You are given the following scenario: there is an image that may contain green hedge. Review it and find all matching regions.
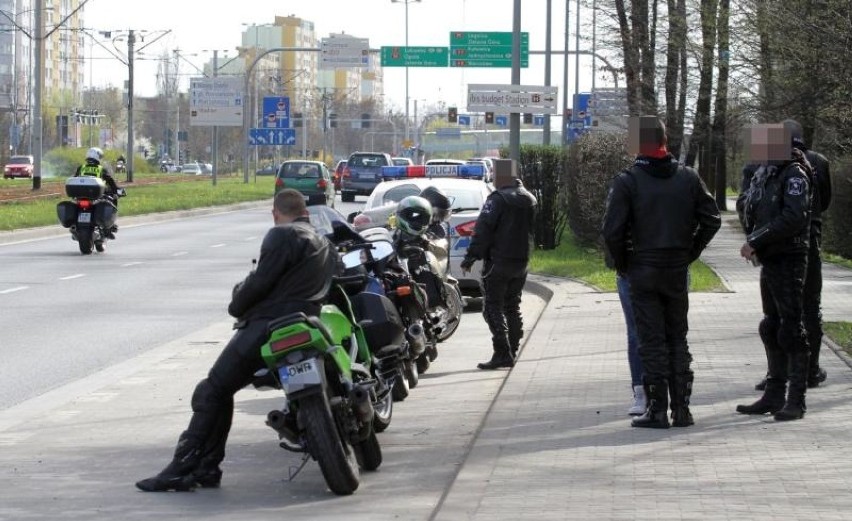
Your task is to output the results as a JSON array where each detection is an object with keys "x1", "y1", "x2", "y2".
[
  {"x1": 517, "y1": 144, "x2": 569, "y2": 250},
  {"x1": 823, "y1": 158, "x2": 852, "y2": 259},
  {"x1": 43, "y1": 147, "x2": 155, "y2": 178},
  {"x1": 566, "y1": 132, "x2": 632, "y2": 245}
]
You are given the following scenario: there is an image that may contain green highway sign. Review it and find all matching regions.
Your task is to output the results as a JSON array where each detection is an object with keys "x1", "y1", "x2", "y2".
[
  {"x1": 449, "y1": 31, "x2": 529, "y2": 68},
  {"x1": 381, "y1": 46, "x2": 449, "y2": 67}
]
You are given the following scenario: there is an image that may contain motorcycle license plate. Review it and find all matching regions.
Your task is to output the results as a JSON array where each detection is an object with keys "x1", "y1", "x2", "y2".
[
  {"x1": 78, "y1": 212, "x2": 91, "y2": 224},
  {"x1": 278, "y1": 359, "x2": 321, "y2": 391}
]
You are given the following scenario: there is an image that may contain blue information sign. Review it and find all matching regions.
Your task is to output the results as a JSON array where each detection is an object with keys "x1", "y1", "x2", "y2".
[
  {"x1": 249, "y1": 128, "x2": 296, "y2": 146},
  {"x1": 533, "y1": 115, "x2": 545, "y2": 126},
  {"x1": 262, "y1": 96, "x2": 290, "y2": 129},
  {"x1": 457, "y1": 115, "x2": 471, "y2": 126},
  {"x1": 495, "y1": 115, "x2": 508, "y2": 126}
]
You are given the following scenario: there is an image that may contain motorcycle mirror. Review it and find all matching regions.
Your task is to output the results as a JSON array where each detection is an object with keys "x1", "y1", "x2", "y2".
[
  {"x1": 371, "y1": 240, "x2": 394, "y2": 261},
  {"x1": 342, "y1": 249, "x2": 365, "y2": 269}
]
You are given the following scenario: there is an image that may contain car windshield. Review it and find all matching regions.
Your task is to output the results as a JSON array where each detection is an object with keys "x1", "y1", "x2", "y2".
[
  {"x1": 280, "y1": 163, "x2": 320, "y2": 179},
  {"x1": 8, "y1": 156, "x2": 32, "y2": 165},
  {"x1": 392, "y1": 158, "x2": 411, "y2": 166},
  {"x1": 377, "y1": 184, "x2": 483, "y2": 211},
  {"x1": 349, "y1": 155, "x2": 387, "y2": 167}
]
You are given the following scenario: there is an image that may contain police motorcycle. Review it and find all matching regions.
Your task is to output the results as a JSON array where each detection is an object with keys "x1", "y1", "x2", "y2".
[
  {"x1": 56, "y1": 176, "x2": 126, "y2": 255},
  {"x1": 115, "y1": 158, "x2": 126, "y2": 175},
  {"x1": 393, "y1": 195, "x2": 464, "y2": 374}
]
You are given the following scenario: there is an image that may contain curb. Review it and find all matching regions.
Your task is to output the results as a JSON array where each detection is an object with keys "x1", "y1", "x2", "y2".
[
  {"x1": 0, "y1": 200, "x2": 270, "y2": 245},
  {"x1": 824, "y1": 336, "x2": 852, "y2": 371}
]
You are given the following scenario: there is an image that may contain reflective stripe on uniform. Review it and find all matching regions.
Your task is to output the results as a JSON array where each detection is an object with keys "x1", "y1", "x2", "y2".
[{"x1": 80, "y1": 164, "x2": 102, "y2": 178}]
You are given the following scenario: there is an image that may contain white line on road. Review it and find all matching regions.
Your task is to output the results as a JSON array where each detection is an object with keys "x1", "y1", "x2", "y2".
[
  {"x1": 172, "y1": 251, "x2": 189, "y2": 257},
  {"x1": 244, "y1": 236, "x2": 257, "y2": 242},
  {"x1": 210, "y1": 243, "x2": 226, "y2": 248},
  {"x1": 59, "y1": 274, "x2": 85, "y2": 281},
  {"x1": 121, "y1": 262, "x2": 144, "y2": 267},
  {"x1": 0, "y1": 286, "x2": 29, "y2": 294}
]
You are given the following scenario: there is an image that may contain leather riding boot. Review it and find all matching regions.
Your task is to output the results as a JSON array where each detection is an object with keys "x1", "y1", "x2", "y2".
[
  {"x1": 136, "y1": 433, "x2": 202, "y2": 492},
  {"x1": 754, "y1": 374, "x2": 768, "y2": 391},
  {"x1": 478, "y1": 335, "x2": 514, "y2": 370},
  {"x1": 775, "y1": 351, "x2": 809, "y2": 421},
  {"x1": 670, "y1": 374, "x2": 694, "y2": 427},
  {"x1": 737, "y1": 348, "x2": 787, "y2": 415},
  {"x1": 632, "y1": 380, "x2": 670, "y2": 429}
]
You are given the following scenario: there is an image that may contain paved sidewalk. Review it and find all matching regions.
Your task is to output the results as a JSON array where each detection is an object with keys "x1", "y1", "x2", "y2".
[{"x1": 437, "y1": 211, "x2": 852, "y2": 520}]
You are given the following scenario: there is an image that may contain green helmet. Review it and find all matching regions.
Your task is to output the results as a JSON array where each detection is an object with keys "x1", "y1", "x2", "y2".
[{"x1": 395, "y1": 196, "x2": 433, "y2": 236}]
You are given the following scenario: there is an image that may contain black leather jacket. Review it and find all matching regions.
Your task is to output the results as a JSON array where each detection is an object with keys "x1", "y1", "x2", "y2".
[
  {"x1": 740, "y1": 151, "x2": 811, "y2": 260},
  {"x1": 465, "y1": 183, "x2": 537, "y2": 264},
  {"x1": 602, "y1": 154, "x2": 721, "y2": 271},
  {"x1": 228, "y1": 217, "x2": 340, "y2": 321}
]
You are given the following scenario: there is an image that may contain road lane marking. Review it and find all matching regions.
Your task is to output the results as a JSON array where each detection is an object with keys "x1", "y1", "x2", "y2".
[
  {"x1": 244, "y1": 236, "x2": 257, "y2": 242},
  {"x1": 172, "y1": 251, "x2": 189, "y2": 257},
  {"x1": 59, "y1": 274, "x2": 85, "y2": 281},
  {"x1": 210, "y1": 243, "x2": 226, "y2": 248},
  {"x1": 0, "y1": 286, "x2": 29, "y2": 294},
  {"x1": 121, "y1": 262, "x2": 144, "y2": 267}
]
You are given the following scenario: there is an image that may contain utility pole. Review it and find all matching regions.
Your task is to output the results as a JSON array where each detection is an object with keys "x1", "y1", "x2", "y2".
[
  {"x1": 126, "y1": 30, "x2": 135, "y2": 182},
  {"x1": 31, "y1": 0, "x2": 43, "y2": 190},
  {"x1": 509, "y1": 0, "x2": 521, "y2": 161},
  {"x1": 562, "y1": 0, "x2": 571, "y2": 147},
  {"x1": 543, "y1": 0, "x2": 552, "y2": 145},
  {"x1": 212, "y1": 50, "x2": 219, "y2": 186}
]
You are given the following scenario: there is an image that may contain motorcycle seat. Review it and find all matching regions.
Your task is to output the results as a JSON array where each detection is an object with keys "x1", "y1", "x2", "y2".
[{"x1": 268, "y1": 312, "x2": 335, "y2": 346}]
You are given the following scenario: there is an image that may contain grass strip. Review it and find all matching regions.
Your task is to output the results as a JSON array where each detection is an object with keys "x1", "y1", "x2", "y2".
[{"x1": 824, "y1": 322, "x2": 852, "y2": 355}]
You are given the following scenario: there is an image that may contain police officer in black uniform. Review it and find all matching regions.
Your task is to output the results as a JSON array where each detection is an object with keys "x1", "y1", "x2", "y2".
[
  {"x1": 136, "y1": 189, "x2": 340, "y2": 491},
  {"x1": 736, "y1": 123, "x2": 813, "y2": 421},
  {"x1": 75, "y1": 147, "x2": 121, "y2": 238},
  {"x1": 461, "y1": 159, "x2": 537, "y2": 370},
  {"x1": 603, "y1": 116, "x2": 721, "y2": 429}
]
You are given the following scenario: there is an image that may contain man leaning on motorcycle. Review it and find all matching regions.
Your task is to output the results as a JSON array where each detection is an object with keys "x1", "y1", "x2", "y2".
[
  {"x1": 136, "y1": 189, "x2": 341, "y2": 492},
  {"x1": 75, "y1": 147, "x2": 121, "y2": 239}
]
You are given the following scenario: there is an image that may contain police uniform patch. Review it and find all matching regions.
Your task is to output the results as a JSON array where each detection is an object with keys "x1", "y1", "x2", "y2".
[
  {"x1": 481, "y1": 199, "x2": 494, "y2": 214},
  {"x1": 786, "y1": 177, "x2": 804, "y2": 196}
]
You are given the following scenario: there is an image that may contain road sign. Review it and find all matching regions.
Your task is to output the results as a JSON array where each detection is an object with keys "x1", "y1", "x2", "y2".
[
  {"x1": 321, "y1": 36, "x2": 370, "y2": 69},
  {"x1": 457, "y1": 115, "x2": 471, "y2": 126},
  {"x1": 249, "y1": 128, "x2": 296, "y2": 146},
  {"x1": 189, "y1": 77, "x2": 243, "y2": 127},
  {"x1": 533, "y1": 115, "x2": 545, "y2": 126},
  {"x1": 381, "y1": 46, "x2": 448, "y2": 67},
  {"x1": 589, "y1": 88, "x2": 628, "y2": 117},
  {"x1": 262, "y1": 96, "x2": 290, "y2": 129},
  {"x1": 495, "y1": 115, "x2": 508, "y2": 126},
  {"x1": 449, "y1": 31, "x2": 529, "y2": 68},
  {"x1": 467, "y1": 84, "x2": 558, "y2": 114}
]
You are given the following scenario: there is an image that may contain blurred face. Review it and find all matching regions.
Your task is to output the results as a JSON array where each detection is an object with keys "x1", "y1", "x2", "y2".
[
  {"x1": 628, "y1": 116, "x2": 666, "y2": 155},
  {"x1": 745, "y1": 124, "x2": 791, "y2": 164}
]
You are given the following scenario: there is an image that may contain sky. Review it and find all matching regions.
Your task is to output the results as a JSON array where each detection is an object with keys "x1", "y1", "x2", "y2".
[{"x1": 83, "y1": 0, "x2": 613, "y2": 115}]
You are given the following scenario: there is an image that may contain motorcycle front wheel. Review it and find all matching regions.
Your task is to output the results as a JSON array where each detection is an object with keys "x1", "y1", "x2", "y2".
[
  {"x1": 373, "y1": 381, "x2": 394, "y2": 433},
  {"x1": 299, "y1": 393, "x2": 360, "y2": 495},
  {"x1": 436, "y1": 283, "x2": 463, "y2": 342}
]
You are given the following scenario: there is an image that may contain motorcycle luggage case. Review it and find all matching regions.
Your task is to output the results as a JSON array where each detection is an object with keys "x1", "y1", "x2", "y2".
[
  {"x1": 95, "y1": 200, "x2": 117, "y2": 228},
  {"x1": 56, "y1": 201, "x2": 77, "y2": 228},
  {"x1": 65, "y1": 176, "x2": 106, "y2": 199},
  {"x1": 350, "y1": 292, "x2": 405, "y2": 350}
]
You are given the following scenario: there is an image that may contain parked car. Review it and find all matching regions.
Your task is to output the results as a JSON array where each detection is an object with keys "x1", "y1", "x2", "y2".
[
  {"x1": 256, "y1": 163, "x2": 278, "y2": 176},
  {"x1": 333, "y1": 159, "x2": 347, "y2": 191},
  {"x1": 180, "y1": 163, "x2": 202, "y2": 175},
  {"x1": 392, "y1": 157, "x2": 414, "y2": 166},
  {"x1": 275, "y1": 160, "x2": 335, "y2": 207},
  {"x1": 3, "y1": 155, "x2": 34, "y2": 179},
  {"x1": 340, "y1": 151, "x2": 393, "y2": 202},
  {"x1": 466, "y1": 158, "x2": 494, "y2": 183}
]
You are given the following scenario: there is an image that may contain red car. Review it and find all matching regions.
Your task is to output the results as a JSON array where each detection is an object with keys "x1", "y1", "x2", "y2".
[
  {"x1": 3, "y1": 155, "x2": 34, "y2": 179},
  {"x1": 333, "y1": 159, "x2": 347, "y2": 191}
]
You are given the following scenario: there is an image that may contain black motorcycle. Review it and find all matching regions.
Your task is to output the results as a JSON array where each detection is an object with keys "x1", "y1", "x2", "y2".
[{"x1": 57, "y1": 177, "x2": 126, "y2": 254}]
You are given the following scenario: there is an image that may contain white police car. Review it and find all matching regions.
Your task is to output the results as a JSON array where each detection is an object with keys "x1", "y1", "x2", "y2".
[{"x1": 356, "y1": 163, "x2": 492, "y2": 299}]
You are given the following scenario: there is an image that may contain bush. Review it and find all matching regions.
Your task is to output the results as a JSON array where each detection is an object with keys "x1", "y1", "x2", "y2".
[
  {"x1": 516, "y1": 144, "x2": 569, "y2": 250},
  {"x1": 566, "y1": 132, "x2": 632, "y2": 245},
  {"x1": 43, "y1": 147, "x2": 155, "y2": 178},
  {"x1": 823, "y1": 157, "x2": 852, "y2": 259}
]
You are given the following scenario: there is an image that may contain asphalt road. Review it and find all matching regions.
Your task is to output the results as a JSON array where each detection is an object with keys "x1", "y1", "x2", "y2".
[{"x1": 0, "y1": 196, "x2": 363, "y2": 411}]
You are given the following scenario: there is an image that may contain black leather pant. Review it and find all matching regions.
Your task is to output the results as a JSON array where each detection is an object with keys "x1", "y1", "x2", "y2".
[
  {"x1": 481, "y1": 260, "x2": 527, "y2": 358},
  {"x1": 627, "y1": 264, "x2": 692, "y2": 385},
  {"x1": 803, "y1": 239, "x2": 823, "y2": 375}
]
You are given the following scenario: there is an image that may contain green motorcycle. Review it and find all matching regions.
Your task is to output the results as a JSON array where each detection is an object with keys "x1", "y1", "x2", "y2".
[{"x1": 259, "y1": 247, "x2": 404, "y2": 495}]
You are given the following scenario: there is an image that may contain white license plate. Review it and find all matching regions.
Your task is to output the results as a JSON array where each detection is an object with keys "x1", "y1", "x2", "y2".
[
  {"x1": 278, "y1": 359, "x2": 321, "y2": 390},
  {"x1": 78, "y1": 212, "x2": 91, "y2": 224},
  {"x1": 359, "y1": 173, "x2": 375, "y2": 180}
]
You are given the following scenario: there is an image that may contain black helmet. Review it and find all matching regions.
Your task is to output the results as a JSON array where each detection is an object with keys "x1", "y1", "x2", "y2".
[
  {"x1": 420, "y1": 185, "x2": 451, "y2": 223},
  {"x1": 395, "y1": 196, "x2": 432, "y2": 236}
]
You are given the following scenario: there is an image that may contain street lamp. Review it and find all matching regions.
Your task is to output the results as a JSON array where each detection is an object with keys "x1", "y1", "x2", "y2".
[{"x1": 390, "y1": 0, "x2": 421, "y2": 153}]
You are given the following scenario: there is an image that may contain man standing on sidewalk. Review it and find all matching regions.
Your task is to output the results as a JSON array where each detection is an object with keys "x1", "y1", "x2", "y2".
[
  {"x1": 736, "y1": 123, "x2": 814, "y2": 421},
  {"x1": 461, "y1": 159, "x2": 537, "y2": 370},
  {"x1": 603, "y1": 116, "x2": 721, "y2": 429}
]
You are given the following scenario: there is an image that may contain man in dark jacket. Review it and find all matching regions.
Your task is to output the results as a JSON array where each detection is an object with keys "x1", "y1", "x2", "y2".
[
  {"x1": 736, "y1": 123, "x2": 813, "y2": 422},
  {"x1": 603, "y1": 116, "x2": 721, "y2": 429},
  {"x1": 136, "y1": 189, "x2": 340, "y2": 491},
  {"x1": 461, "y1": 159, "x2": 537, "y2": 370}
]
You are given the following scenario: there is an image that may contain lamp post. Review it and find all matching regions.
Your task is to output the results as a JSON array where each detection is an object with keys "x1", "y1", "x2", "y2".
[{"x1": 390, "y1": 0, "x2": 420, "y2": 151}]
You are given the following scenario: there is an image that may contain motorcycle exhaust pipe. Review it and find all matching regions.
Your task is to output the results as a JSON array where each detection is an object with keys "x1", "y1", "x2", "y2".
[
  {"x1": 406, "y1": 323, "x2": 427, "y2": 357},
  {"x1": 349, "y1": 385, "x2": 374, "y2": 424},
  {"x1": 266, "y1": 410, "x2": 288, "y2": 431}
]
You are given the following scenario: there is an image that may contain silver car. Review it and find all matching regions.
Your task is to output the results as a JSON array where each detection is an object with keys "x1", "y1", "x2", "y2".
[{"x1": 358, "y1": 177, "x2": 492, "y2": 299}]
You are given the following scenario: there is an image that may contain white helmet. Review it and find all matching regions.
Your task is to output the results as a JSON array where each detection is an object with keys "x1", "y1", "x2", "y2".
[{"x1": 86, "y1": 147, "x2": 104, "y2": 161}]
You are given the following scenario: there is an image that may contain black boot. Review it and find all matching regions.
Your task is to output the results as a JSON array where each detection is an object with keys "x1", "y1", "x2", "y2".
[
  {"x1": 738, "y1": 348, "x2": 787, "y2": 415},
  {"x1": 477, "y1": 354, "x2": 515, "y2": 370},
  {"x1": 754, "y1": 374, "x2": 768, "y2": 391},
  {"x1": 632, "y1": 380, "x2": 670, "y2": 429},
  {"x1": 670, "y1": 374, "x2": 694, "y2": 427},
  {"x1": 775, "y1": 351, "x2": 809, "y2": 421},
  {"x1": 136, "y1": 434, "x2": 202, "y2": 492}
]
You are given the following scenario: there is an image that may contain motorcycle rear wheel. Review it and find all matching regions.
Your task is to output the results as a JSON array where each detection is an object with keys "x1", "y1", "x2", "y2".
[
  {"x1": 391, "y1": 371, "x2": 409, "y2": 402},
  {"x1": 353, "y1": 429, "x2": 382, "y2": 471},
  {"x1": 372, "y1": 383, "x2": 394, "y2": 433},
  {"x1": 436, "y1": 283, "x2": 463, "y2": 342},
  {"x1": 299, "y1": 393, "x2": 360, "y2": 495},
  {"x1": 416, "y1": 352, "x2": 431, "y2": 374},
  {"x1": 404, "y1": 358, "x2": 419, "y2": 389},
  {"x1": 77, "y1": 228, "x2": 94, "y2": 255}
]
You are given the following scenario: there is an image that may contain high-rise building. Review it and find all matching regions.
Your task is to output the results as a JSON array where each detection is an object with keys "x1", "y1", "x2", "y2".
[
  {"x1": 44, "y1": 0, "x2": 85, "y2": 97},
  {"x1": 0, "y1": 0, "x2": 34, "y2": 153}
]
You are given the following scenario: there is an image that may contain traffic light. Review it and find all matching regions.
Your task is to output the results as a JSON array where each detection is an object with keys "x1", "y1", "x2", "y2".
[
  {"x1": 293, "y1": 112, "x2": 303, "y2": 128},
  {"x1": 523, "y1": 113, "x2": 533, "y2": 124},
  {"x1": 362, "y1": 113, "x2": 371, "y2": 129},
  {"x1": 448, "y1": 106, "x2": 458, "y2": 123},
  {"x1": 484, "y1": 112, "x2": 494, "y2": 124}
]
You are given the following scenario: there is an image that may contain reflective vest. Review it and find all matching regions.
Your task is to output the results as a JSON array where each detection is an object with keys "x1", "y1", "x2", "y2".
[{"x1": 80, "y1": 164, "x2": 103, "y2": 178}]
